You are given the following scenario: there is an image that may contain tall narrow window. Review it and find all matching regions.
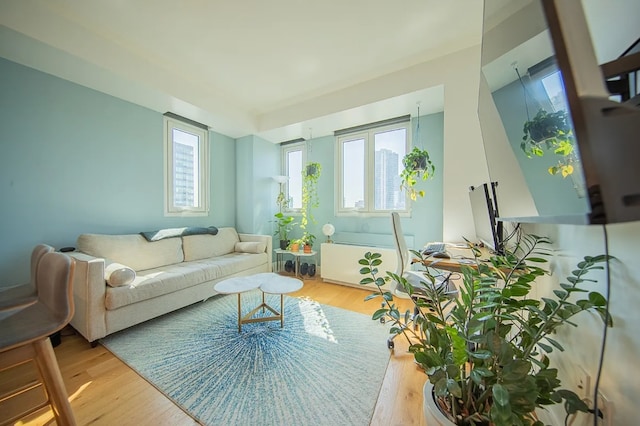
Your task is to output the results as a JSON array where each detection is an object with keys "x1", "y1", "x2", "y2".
[
  {"x1": 337, "y1": 120, "x2": 409, "y2": 215},
  {"x1": 164, "y1": 115, "x2": 209, "y2": 216},
  {"x1": 282, "y1": 142, "x2": 305, "y2": 210}
]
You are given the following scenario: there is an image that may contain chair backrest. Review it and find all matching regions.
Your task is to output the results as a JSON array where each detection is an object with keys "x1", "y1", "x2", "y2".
[
  {"x1": 391, "y1": 212, "x2": 411, "y2": 278},
  {"x1": 30, "y1": 244, "x2": 55, "y2": 288},
  {"x1": 36, "y1": 252, "x2": 75, "y2": 326}
]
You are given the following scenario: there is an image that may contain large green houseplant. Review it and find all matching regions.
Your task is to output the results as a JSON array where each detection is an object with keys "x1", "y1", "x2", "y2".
[
  {"x1": 521, "y1": 109, "x2": 577, "y2": 178},
  {"x1": 400, "y1": 146, "x2": 436, "y2": 201},
  {"x1": 359, "y1": 233, "x2": 612, "y2": 426}
]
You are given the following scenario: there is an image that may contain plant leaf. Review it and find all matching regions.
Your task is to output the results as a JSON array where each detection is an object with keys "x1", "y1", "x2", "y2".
[{"x1": 493, "y1": 383, "x2": 510, "y2": 406}]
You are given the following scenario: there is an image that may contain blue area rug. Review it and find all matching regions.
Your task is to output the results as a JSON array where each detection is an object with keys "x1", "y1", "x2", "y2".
[{"x1": 101, "y1": 291, "x2": 391, "y2": 425}]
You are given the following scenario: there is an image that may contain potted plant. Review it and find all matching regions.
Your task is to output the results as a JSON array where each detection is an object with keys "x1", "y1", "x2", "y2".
[
  {"x1": 400, "y1": 146, "x2": 436, "y2": 201},
  {"x1": 521, "y1": 109, "x2": 577, "y2": 178},
  {"x1": 301, "y1": 162, "x2": 321, "y2": 230},
  {"x1": 273, "y1": 212, "x2": 296, "y2": 250},
  {"x1": 358, "y1": 233, "x2": 612, "y2": 426},
  {"x1": 301, "y1": 233, "x2": 316, "y2": 253},
  {"x1": 288, "y1": 238, "x2": 303, "y2": 252}
]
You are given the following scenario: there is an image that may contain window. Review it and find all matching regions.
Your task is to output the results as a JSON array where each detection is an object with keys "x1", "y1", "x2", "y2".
[
  {"x1": 337, "y1": 120, "x2": 409, "y2": 215},
  {"x1": 540, "y1": 70, "x2": 568, "y2": 112},
  {"x1": 281, "y1": 142, "x2": 305, "y2": 210},
  {"x1": 163, "y1": 115, "x2": 209, "y2": 216}
]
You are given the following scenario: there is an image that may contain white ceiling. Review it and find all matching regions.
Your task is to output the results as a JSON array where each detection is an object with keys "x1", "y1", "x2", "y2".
[{"x1": 0, "y1": 0, "x2": 523, "y2": 142}]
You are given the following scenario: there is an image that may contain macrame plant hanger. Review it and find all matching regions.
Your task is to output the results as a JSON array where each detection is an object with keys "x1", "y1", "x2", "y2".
[{"x1": 415, "y1": 102, "x2": 422, "y2": 149}]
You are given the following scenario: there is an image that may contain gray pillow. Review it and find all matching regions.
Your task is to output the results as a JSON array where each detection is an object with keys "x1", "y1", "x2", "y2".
[{"x1": 140, "y1": 226, "x2": 218, "y2": 242}]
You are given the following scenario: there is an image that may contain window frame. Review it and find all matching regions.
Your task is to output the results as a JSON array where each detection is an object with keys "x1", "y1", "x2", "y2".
[
  {"x1": 336, "y1": 121, "x2": 411, "y2": 217},
  {"x1": 281, "y1": 141, "x2": 306, "y2": 212},
  {"x1": 163, "y1": 115, "x2": 210, "y2": 217}
]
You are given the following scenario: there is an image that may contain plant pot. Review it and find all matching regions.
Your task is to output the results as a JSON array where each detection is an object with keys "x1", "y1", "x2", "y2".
[
  {"x1": 289, "y1": 243, "x2": 299, "y2": 252},
  {"x1": 279, "y1": 239, "x2": 289, "y2": 250},
  {"x1": 413, "y1": 156, "x2": 428, "y2": 171},
  {"x1": 423, "y1": 382, "x2": 456, "y2": 426},
  {"x1": 306, "y1": 164, "x2": 317, "y2": 176},
  {"x1": 528, "y1": 129, "x2": 554, "y2": 143},
  {"x1": 303, "y1": 244, "x2": 312, "y2": 253}
]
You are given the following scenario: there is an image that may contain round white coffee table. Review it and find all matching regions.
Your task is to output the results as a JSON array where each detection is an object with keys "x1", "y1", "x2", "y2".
[{"x1": 214, "y1": 272, "x2": 303, "y2": 332}]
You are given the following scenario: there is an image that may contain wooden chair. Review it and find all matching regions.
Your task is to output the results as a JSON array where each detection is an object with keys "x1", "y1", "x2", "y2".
[
  {"x1": 0, "y1": 244, "x2": 54, "y2": 311},
  {"x1": 0, "y1": 251, "x2": 77, "y2": 425}
]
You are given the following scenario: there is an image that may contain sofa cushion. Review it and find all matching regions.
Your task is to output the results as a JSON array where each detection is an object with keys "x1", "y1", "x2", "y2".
[
  {"x1": 104, "y1": 252, "x2": 268, "y2": 310},
  {"x1": 104, "y1": 260, "x2": 136, "y2": 287},
  {"x1": 77, "y1": 233, "x2": 184, "y2": 271},
  {"x1": 182, "y1": 227, "x2": 240, "y2": 261}
]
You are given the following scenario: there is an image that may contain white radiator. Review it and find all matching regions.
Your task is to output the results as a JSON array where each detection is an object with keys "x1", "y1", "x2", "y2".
[{"x1": 320, "y1": 242, "x2": 400, "y2": 290}]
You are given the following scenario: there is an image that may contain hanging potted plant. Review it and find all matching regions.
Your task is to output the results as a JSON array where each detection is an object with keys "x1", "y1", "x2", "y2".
[
  {"x1": 400, "y1": 146, "x2": 435, "y2": 201},
  {"x1": 301, "y1": 162, "x2": 321, "y2": 230},
  {"x1": 521, "y1": 109, "x2": 577, "y2": 178},
  {"x1": 358, "y1": 232, "x2": 612, "y2": 426}
]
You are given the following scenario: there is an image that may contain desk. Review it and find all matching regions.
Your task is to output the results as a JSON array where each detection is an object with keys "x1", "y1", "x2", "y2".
[{"x1": 414, "y1": 246, "x2": 492, "y2": 273}]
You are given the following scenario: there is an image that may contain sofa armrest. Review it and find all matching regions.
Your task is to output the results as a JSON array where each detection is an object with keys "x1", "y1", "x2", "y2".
[
  {"x1": 68, "y1": 252, "x2": 108, "y2": 343},
  {"x1": 238, "y1": 233, "x2": 272, "y2": 271}
]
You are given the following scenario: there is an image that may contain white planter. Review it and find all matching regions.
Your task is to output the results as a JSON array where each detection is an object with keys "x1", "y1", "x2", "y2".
[{"x1": 423, "y1": 381, "x2": 456, "y2": 426}]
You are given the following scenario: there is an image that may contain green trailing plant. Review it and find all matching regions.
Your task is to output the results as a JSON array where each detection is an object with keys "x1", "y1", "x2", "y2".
[
  {"x1": 276, "y1": 188, "x2": 292, "y2": 213},
  {"x1": 521, "y1": 109, "x2": 578, "y2": 178},
  {"x1": 400, "y1": 146, "x2": 435, "y2": 201},
  {"x1": 301, "y1": 162, "x2": 321, "y2": 230},
  {"x1": 358, "y1": 233, "x2": 612, "y2": 426}
]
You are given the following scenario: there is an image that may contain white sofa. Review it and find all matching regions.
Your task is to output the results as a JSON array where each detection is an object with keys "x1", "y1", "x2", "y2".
[{"x1": 69, "y1": 227, "x2": 271, "y2": 344}]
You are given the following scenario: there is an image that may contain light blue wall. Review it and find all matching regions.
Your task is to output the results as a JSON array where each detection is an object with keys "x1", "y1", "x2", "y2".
[
  {"x1": 235, "y1": 134, "x2": 280, "y2": 235},
  {"x1": 0, "y1": 58, "x2": 236, "y2": 286}
]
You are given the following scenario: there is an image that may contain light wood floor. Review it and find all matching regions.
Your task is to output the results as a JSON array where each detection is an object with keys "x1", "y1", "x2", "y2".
[{"x1": 1, "y1": 278, "x2": 427, "y2": 426}]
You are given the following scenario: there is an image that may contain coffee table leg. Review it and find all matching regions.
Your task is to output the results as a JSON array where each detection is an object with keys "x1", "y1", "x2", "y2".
[
  {"x1": 237, "y1": 293, "x2": 242, "y2": 332},
  {"x1": 280, "y1": 294, "x2": 284, "y2": 328}
]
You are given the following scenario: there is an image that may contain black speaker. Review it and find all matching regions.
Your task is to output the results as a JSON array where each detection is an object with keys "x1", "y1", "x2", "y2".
[{"x1": 308, "y1": 264, "x2": 316, "y2": 277}]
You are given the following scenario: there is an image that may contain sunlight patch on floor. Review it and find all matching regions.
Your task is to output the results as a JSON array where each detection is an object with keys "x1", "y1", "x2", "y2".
[{"x1": 297, "y1": 296, "x2": 337, "y2": 343}]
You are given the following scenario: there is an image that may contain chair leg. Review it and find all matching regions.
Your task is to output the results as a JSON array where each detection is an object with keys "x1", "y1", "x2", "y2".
[{"x1": 32, "y1": 338, "x2": 77, "y2": 426}]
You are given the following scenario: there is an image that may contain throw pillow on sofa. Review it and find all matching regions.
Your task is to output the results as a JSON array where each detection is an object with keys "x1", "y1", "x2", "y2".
[
  {"x1": 104, "y1": 260, "x2": 136, "y2": 287},
  {"x1": 234, "y1": 241, "x2": 266, "y2": 254}
]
